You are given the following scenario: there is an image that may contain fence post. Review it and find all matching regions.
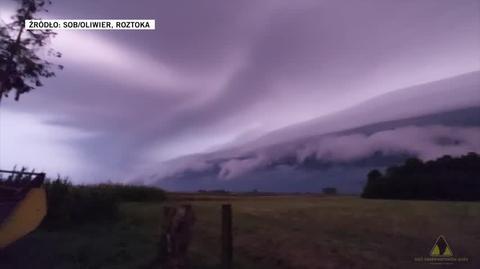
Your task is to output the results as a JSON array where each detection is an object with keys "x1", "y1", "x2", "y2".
[
  {"x1": 158, "y1": 205, "x2": 195, "y2": 269},
  {"x1": 221, "y1": 204, "x2": 233, "y2": 269}
]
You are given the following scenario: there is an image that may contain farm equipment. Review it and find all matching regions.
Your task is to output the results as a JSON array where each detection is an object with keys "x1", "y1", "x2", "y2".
[{"x1": 0, "y1": 170, "x2": 47, "y2": 249}]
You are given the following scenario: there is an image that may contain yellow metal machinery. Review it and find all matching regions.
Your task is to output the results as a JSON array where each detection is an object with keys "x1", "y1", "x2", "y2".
[{"x1": 0, "y1": 171, "x2": 47, "y2": 249}]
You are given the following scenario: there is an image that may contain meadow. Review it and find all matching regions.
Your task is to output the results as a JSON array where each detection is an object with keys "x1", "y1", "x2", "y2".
[{"x1": 1, "y1": 194, "x2": 479, "y2": 269}]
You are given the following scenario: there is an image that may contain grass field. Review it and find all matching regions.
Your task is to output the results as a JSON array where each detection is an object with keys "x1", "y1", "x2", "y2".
[{"x1": 2, "y1": 195, "x2": 479, "y2": 269}]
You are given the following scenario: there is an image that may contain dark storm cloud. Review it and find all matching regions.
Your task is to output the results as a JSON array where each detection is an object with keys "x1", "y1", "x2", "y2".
[
  {"x1": 0, "y1": 0, "x2": 479, "y2": 181},
  {"x1": 133, "y1": 0, "x2": 480, "y2": 151},
  {"x1": 144, "y1": 125, "x2": 480, "y2": 182}
]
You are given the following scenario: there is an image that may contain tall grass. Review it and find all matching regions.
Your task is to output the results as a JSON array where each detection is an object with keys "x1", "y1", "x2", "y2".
[{"x1": 41, "y1": 177, "x2": 166, "y2": 229}]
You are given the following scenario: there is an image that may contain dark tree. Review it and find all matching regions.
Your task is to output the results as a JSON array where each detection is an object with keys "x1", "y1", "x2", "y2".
[
  {"x1": 367, "y1": 169, "x2": 382, "y2": 181},
  {"x1": 0, "y1": 0, "x2": 62, "y2": 102},
  {"x1": 361, "y1": 169, "x2": 384, "y2": 198},
  {"x1": 362, "y1": 153, "x2": 480, "y2": 201}
]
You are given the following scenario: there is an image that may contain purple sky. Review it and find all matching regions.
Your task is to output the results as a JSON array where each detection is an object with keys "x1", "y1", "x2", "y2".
[{"x1": 0, "y1": 0, "x2": 479, "y2": 182}]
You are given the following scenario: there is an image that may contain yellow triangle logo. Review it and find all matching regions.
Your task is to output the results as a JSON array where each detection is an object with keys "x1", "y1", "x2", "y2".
[{"x1": 430, "y1": 235, "x2": 453, "y2": 257}]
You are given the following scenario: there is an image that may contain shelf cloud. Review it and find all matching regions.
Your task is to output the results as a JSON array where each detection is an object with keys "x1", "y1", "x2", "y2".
[{"x1": 0, "y1": 0, "x2": 479, "y2": 182}]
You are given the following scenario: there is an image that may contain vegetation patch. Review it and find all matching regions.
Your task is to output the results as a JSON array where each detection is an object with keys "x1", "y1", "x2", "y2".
[
  {"x1": 41, "y1": 177, "x2": 166, "y2": 229},
  {"x1": 362, "y1": 153, "x2": 480, "y2": 201}
]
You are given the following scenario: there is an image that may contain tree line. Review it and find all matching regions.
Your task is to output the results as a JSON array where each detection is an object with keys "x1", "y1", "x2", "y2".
[{"x1": 362, "y1": 152, "x2": 480, "y2": 201}]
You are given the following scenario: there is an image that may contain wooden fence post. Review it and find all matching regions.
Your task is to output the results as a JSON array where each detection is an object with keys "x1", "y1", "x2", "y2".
[
  {"x1": 221, "y1": 204, "x2": 233, "y2": 269},
  {"x1": 158, "y1": 205, "x2": 195, "y2": 269}
]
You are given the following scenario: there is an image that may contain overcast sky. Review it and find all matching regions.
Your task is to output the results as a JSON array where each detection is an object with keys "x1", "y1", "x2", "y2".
[{"x1": 0, "y1": 0, "x2": 479, "y2": 182}]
